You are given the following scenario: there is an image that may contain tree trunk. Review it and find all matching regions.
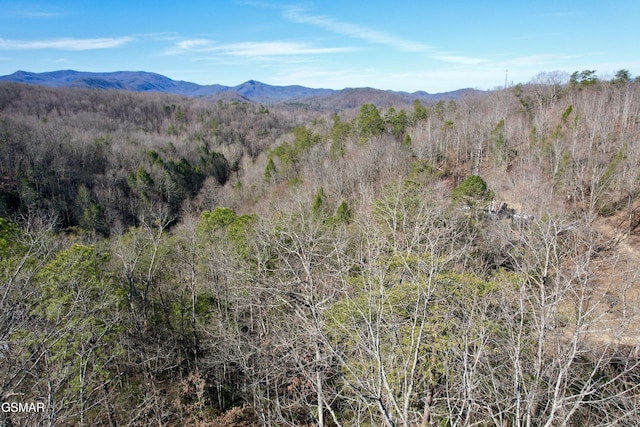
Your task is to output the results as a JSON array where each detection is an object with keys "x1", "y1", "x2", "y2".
[{"x1": 421, "y1": 386, "x2": 433, "y2": 427}]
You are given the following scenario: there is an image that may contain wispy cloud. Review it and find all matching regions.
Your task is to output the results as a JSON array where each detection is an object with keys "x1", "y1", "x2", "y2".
[
  {"x1": 431, "y1": 54, "x2": 489, "y2": 65},
  {"x1": 246, "y1": 3, "x2": 495, "y2": 66},
  {"x1": 168, "y1": 39, "x2": 355, "y2": 57},
  {"x1": 8, "y1": 6, "x2": 68, "y2": 19},
  {"x1": 11, "y1": 10, "x2": 66, "y2": 18},
  {"x1": 0, "y1": 37, "x2": 134, "y2": 51},
  {"x1": 277, "y1": 4, "x2": 494, "y2": 66},
  {"x1": 282, "y1": 6, "x2": 430, "y2": 52},
  {"x1": 174, "y1": 39, "x2": 213, "y2": 51},
  {"x1": 222, "y1": 41, "x2": 354, "y2": 56}
]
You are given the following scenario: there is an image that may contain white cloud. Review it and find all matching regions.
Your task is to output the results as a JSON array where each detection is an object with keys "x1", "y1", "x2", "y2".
[
  {"x1": 0, "y1": 37, "x2": 134, "y2": 51},
  {"x1": 431, "y1": 54, "x2": 489, "y2": 65},
  {"x1": 282, "y1": 6, "x2": 430, "y2": 53},
  {"x1": 8, "y1": 6, "x2": 67, "y2": 19},
  {"x1": 168, "y1": 39, "x2": 355, "y2": 58},
  {"x1": 12, "y1": 10, "x2": 66, "y2": 18},
  {"x1": 178, "y1": 39, "x2": 213, "y2": 50},
  {"x1": 277, "y1": 5, "x2": 498, "y2": 68},
  {"x1": 221, "y1": 41, "x2": 354, "y2": 56}
]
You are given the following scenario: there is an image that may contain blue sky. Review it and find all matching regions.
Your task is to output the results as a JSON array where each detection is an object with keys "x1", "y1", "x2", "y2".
[{"x1": 0, "y1": 0, "x2": 638, "y2": 92}]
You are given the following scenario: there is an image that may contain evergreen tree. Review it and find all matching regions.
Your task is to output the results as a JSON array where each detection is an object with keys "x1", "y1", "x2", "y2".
[
  {"x1": 451, "y1": 175, "x2": 494, "y2": 207},
  {"x1": 357, "y1": 103, "x2": 384, "y2": 138}
]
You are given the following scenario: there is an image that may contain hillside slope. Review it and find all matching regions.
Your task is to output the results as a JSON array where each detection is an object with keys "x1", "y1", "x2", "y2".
[{"x1": 1, "y1": 79, "x2": 639, "y2": 427}]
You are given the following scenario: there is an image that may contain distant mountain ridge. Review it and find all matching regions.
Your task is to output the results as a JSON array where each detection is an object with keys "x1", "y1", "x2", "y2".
[
  {"x1": 0, "y1": 70, "x2": 478, "y2": 104},
  {"x1": 0, "y1": 70, "x2": 228, "y2": 97}
]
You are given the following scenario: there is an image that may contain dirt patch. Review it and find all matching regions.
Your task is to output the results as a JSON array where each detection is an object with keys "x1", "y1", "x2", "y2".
[{"x1": 589, "y1": 203, "x2": 640, "y2": 346}]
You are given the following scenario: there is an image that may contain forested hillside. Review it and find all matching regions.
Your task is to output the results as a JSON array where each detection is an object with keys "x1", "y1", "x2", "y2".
[{"x1": 1, "y1": 71, "x2": 640, "y2": 426}]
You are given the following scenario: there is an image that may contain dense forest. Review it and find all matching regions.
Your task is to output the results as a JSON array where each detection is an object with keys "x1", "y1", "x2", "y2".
[{"x1": 1, "y1": 70, "x2": 640, "y2": 426}]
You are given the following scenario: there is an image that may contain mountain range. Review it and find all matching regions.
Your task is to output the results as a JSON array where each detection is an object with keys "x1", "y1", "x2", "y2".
[{"x1": 0, "y1": 70, "x2": 478, "y2": 105}]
